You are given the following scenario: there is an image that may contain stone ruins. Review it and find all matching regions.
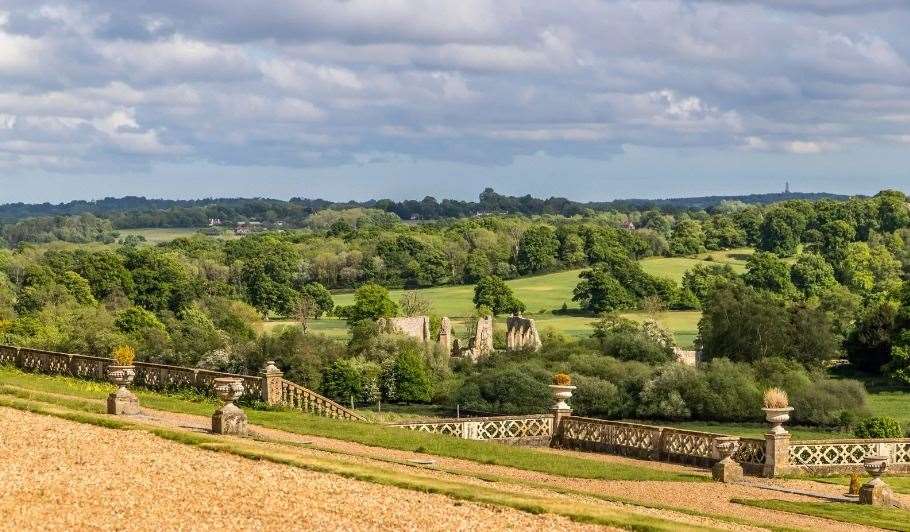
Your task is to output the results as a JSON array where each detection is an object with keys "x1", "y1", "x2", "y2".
[
  {"x1": 437, "y1": 316, "x2": 453, "y2": 353},
  {"x1": 378, "y1": 316, "x2": 432, "y2": 343},
  {"x1": 461, "y1": 315, "x2": 494, "y2": 361},
  {"x1": 506, "y1": 314, "x2": 542, "y2": 352}
]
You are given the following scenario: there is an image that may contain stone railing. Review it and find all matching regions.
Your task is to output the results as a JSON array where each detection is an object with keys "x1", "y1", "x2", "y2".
[
  {"x1": 389, "y1": 414, "x2": 553, "y2": 445},
  {"x1": 788, "y1": 439, "x2": 910, "y2": 475},
  {"x1": 0, "y1": 344, "x2": 363, "y2": 422},
  {"x1": 559, "y1": 417, "x2": 735, "y2": 467},
  {"x1": 278, "y1": 378, "x2": 365, "y2": 421},
  {"x1": 734, "y1": 437, "x2": 767, "y2": 475}
]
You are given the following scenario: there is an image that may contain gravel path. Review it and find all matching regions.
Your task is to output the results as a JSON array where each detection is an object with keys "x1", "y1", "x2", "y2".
[
  {"x1": 0, "y1": 407, "x2": 610, "y2": 531},
  {"x1": 142, "y1": 407, "x2": 884, "y2": 531}
]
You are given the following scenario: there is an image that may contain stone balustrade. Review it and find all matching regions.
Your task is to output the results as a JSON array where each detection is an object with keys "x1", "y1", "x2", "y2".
[
  {"x1": 389, "y1": 414, "x2": 553, "y2": 445},
  {"x1": 0, "y1": 344, "x2": 362, "y2": 422},
  {"x1": 788, "y1": 439, "x2": 910, "y2": 475}
]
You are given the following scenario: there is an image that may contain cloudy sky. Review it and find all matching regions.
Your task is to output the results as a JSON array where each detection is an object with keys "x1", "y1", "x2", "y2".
[{"x1": 0, "y1": 1, "x2": 909, "y2": 203}]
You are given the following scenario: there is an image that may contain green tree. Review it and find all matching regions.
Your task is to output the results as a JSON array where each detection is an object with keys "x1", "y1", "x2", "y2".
[
  {"x1": 300, "y1": 282, "x2": 334, "y2": 317},
  {"x1": 680, "y1": 264, "x2": 739, "y2": 308},
  {"x1": 876, "y1": 190, "x2": 910, "y2": 233},
  {"x1": 818, "y1": 220, "x2": 855, "y2": 265},
  {"x1": 573, "y1": 266, "x2": 635, "y2": 313},
  {"x1": 743, "y1": 252, "x2": 797, "y2": 298},
  {"x1": 472, "y1": 275, "x2": 525, "y2": 315},
  {"x1": 59, "y1": 271, "x2": 96, "y2": 305},
  {"x1": 516, "y1": 225, "x2": 559, "y2": 274},
  {"x1": 115, "y1": 306, "x2": 166, "y2": 333},
  {"x1": 123, "y1": 247, "x2": 195, "y2": 313},
  {"x1": 839, "y1": 242, "x2": 902, "y2": 295},
  {"x1": 669, "y1": 220, "x2": 705, "y2": 255},
  {"x1": 790, "y1": 253, "x2": 837, "y2": 297},
  {"x1": 703, "y1": 215, "x2": 746, "y2": 250},
  {"x1": 337, "y1": 282, "x2": 399, "y2": 323},
  {"x1": 383, "y1": 346, "x2": 432, "y2": 403},
  {"x1": 759, "y1": 206, "x2": 806, "y2": 256}
]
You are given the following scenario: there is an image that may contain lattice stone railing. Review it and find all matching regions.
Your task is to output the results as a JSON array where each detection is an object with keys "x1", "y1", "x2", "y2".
[
  {"x1": 559, "y1": 417, "x2": 664, "y2": 459},
  {"x1": 390, "y1": 414, "x2": 552, "y2": 444},
  {"x1": 789, "y1": 439, "x2": 910, "y2": 474},
  {"x1": 0, "y1": 344, "x2": 363, "y2": 422}
]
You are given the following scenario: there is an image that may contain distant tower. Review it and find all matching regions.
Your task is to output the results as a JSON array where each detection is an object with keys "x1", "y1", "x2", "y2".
[{"x1": 784, "y1": 181, "x2": 790, "y2": 194}]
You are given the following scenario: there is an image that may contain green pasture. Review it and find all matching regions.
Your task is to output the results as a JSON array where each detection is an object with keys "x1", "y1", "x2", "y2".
[{"x1": 117, "y1": 227, "x2": 237, "y2": 244}]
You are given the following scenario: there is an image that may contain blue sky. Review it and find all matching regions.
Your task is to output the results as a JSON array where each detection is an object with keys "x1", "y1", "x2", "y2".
[{"x1": 0, "y1": 1, "x2": 908, "y2": 203}]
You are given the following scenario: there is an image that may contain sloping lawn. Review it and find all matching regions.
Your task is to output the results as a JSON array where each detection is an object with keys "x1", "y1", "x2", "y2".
[
  {"x1": 0, "y1": 366, "x2": 703, "y2": 483},
  {"x1": 733, "y1": 499, "x2": 910, "y2": 531}
]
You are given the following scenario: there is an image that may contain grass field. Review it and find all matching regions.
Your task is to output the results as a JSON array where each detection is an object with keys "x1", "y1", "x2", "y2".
[
  {"x1": 320, "y1": 252, "x2": 729, "y2": 346},
  {"x1": 733, "y1": 498, "x2": 910, "y2": 531},
  {"x1": 117, "y1": 227, "x2": 237, "y2": 243}
]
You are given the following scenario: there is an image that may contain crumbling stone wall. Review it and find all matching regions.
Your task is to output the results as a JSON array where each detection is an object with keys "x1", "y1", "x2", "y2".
[
  {"x1": 379, "y1": 316, "x2": 431, "y2": 343},
  {"x1": 506, "y1": 314, "x2": 541, "y2": 352},
  {"x1": 462, "y1": 315, "x2": 494, "y2": 361},
  {"x1": 673, "y1": 347, "x2": 699, "y2": 366},
  {"x1": 437, "y1": 317, "x2": 453, "y2": 353}
]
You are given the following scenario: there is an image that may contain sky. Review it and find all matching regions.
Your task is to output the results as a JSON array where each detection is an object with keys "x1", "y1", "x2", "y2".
[{"x1": 0, "y1": 0, "x2": 909, "y2": 204}]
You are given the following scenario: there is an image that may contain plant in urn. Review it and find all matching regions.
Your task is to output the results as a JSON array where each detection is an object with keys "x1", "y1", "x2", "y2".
[
  {"x1": 761, "y1": 388, "x2": 794, "y2": 435},
  {"x1": 106, "y1": 345, "x2": 139, "y2": 415},
  {"x1": 212, "y1": 377, "x2": 248, "y2": 436},
  {"x1": 548, "y1": 373, "x2": 576, "y2": 411}
]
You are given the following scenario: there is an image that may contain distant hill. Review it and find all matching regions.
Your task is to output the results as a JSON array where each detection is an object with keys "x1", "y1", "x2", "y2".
[{"x1": 0, "y1": 188, "x2": 857, "y2": 227}]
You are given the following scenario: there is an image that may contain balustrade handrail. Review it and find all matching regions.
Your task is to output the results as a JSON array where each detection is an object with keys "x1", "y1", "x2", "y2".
[
  {"x1": 791, "y1": 437, "x2": 910, "y2": 444},
  {"x1": 389, "y1": 413, "x2": 551, "y2": 426},
  {"x1": 279, "y1": 378, "x2": 366, "y2": 421}
]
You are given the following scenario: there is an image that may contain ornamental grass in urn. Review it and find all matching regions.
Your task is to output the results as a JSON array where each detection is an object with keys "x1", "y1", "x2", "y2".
[
  {"x1": 106, "y1": 345, "x2": 139, "y2": 415},
  {"x1": 762, "y1": 387, "x2": 793, "y2": 435},
  {"x1": 107, "y1": 345, "x2": 137, "y2": 386},
  {"x1": 548, "y1": 373, "x2": 576, "y2": 410}
]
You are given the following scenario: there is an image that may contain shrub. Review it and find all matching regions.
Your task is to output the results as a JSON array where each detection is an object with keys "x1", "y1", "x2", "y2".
[
  {"x1": 112, "y1": 344, "x2": 135, "y2": 366},
  {"x1": 763, "y1": 387, "x2": 789, "y2": 409},
  {"x1": 552, "y1": 372, "x2": 572, "y2": 385},
  {"x1": 572, "y1": 375, "x2": 621, "y2": 417},
  {"x1": 853, "y1": 416, "x2": 904, "y2": 439}
]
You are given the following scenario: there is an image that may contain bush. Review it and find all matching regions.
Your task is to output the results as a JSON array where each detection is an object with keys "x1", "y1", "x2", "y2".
[
  {"x1": 853, "y1": 416, "x2": 904, "y2": 439},
  {"x1": 572, "y1": 375, "x2": 621, "y2": 417}
]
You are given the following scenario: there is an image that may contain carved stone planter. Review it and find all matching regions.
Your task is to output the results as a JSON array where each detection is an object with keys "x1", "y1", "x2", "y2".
[
  {"x1": 106, "y1": 365, "x2": 139, "y2": 415},
  {"x1": 548, "y1": 384, "x2": 577, "y2": 411},
  {"x1": 762, "y1": 406, "x2": 793, "y2": 435},
  {"x1": 212, "y1": 377, "x2": 247, "y2": 436},
  {"x1": 711, "y1": 436, "x2": 743, "y2": 483},
  {"x1": 859, "y1": 455, "x2": 897, "y2": 506}
]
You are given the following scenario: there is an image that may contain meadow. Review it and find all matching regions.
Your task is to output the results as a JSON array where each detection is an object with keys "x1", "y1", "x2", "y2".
[{"x1": 292, "y1": 250, "x2": 755, "y2": 347}]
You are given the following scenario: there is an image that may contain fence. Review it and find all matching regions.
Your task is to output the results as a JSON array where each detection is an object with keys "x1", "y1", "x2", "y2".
[
  {"x1": 389, "y1": 414, "x2": 553, "y2": 445},
  {"x1": 0, "y1": 344, "x2": 364, "y2": 422},
  {"x1": 789, "y1": 439, "x2": 910, "y2": 475}
]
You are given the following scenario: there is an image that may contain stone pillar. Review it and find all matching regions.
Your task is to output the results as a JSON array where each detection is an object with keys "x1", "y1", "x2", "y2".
[
  {"x1": 437, "y1": 317, "x2": 453, "y2": 354},
  {"x1": 548, "y1": 384, "x2": 576, "y2": 447},
  {"x1": 763, "y1": 433, "x2": 791, "y2": 478},
  {"x1": 261, "y1": 360, "x2": 283, "y2": 405},
  {"x1": 212, "y1": 377, "x2": 247, "y2": 436}
]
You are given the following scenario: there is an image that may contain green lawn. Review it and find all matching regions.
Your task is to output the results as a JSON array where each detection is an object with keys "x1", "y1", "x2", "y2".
[
  {"x1": 867, "y1": 390, "x2": 910, "y2": 425},
  {"x1": 0, "y1": 366, "x2": 702, "y2": 483},
  {"x1": 733, "y1": 498, "x2": 910, "y2": 531},
  {"x1": 117, "y1": 227, "x2": 238, "y2": 243},
  {"x1": 321, "y1": 254, "x2": 727, "y2": 346},
  {"x1": 809, "y1": 475, "x2": 910, "y2": 495}
]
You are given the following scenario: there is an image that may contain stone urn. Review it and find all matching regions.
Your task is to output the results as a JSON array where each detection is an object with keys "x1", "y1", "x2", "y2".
[
  {"x1": 863, "y1": 455, "x2": 888, "y2": 482},
  {"x1": 761, "y1": 406, "x2": 794, "y2": 435},
  {"x1": 212, "y1": 377, "x2": 247, "y2": 436},
  {"x1": 548, "y1": 384, "x2": 577, "y2": 411},
  {"x1": 106, "y1": 365, "x2": 139, "y2": 415},
  {"x1": 860, "y1": 455, "x2": 897, "y2": 506},
  {"x1": 712, "y1": 436, "x2": 743, "y2": 483}
]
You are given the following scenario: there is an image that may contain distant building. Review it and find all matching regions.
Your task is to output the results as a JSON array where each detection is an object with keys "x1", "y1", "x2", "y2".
[
  {"x1": 234, "y1": 221, "x2": 264, "y2": 235},
  {"x1": 208, "y1": 218, "x2": 223, "y2": 226},
  {"x1": 621, "y1": 220, "x2": 636, "y2": 230}
]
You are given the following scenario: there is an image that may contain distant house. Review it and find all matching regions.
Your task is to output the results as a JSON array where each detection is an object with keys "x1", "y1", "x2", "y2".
[
  {"x1": 208, "y1": 218, "x2": 223, "y2": 227},
  {"x1": 234, "y1": 221, "x2": 264, "y2": 235},
  {"x1": 621, "y1": 220, "x2": 636, "y2": 230}
]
